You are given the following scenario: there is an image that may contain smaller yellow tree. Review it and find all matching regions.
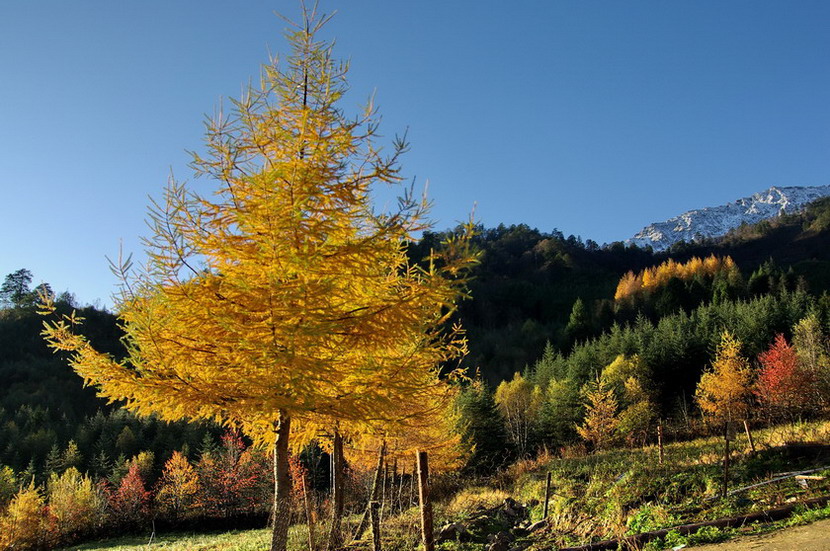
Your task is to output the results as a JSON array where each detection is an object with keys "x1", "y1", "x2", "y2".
[
  {"x1": 495, "y1": 372, "x2": 541, "y2": 456},
  {"x1": 576, "y1": 377, "x2": 619, "y2": 451},
  {"x1": 793, "y1": 314, "x2": 830, "y2": 408},
  {"x1": 0, "y1": 483, "x2": 47, "y2": 550},
  {"x1": 47, "y1": 467, "x2": 105, "y2": 541},
  {"x1": 696, "y1": 331, "x2": 753, "y2": 427},
  {"x1": 602, "y1": 354, "x2": 656, "y2": 447},
  {"x1": 156, "y1": 451, "x2": 201, "y2": 519}
]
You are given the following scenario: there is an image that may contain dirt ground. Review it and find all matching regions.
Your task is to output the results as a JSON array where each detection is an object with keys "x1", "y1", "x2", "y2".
[{"x1": 688, "y1": 518, "x2": 830, "y2": 550}]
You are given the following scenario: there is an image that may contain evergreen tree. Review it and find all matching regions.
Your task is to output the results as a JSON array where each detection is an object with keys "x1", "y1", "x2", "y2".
[
  {"x1": 454, "y1": 379, "x2": 511, "y2": 472},
  {"x1": 565, "y1": 298, "x2": 592, "y2": 347},
  {"x1": 0, "y1": 269, "x2": 34, "y2": 309}
]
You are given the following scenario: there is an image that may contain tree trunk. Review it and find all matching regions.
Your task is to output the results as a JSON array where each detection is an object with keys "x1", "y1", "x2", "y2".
[
  {"x1": 270, "y1": 412, "x2": 292, "y2": 551},
  {"x1": 326, "y1": 429, "x2": 345, "y2": 551},
  {"x1": 410, "y1": 460, "x2": 416, "y2": 508},
  {"x1": 391, "y1": 458, "x2": 398, "y2": 513},
  {"x1": 396, "y1": 460, "x2": 405, "y2": 513},
  {"x1": 416, "y1": 451, "x2": 434, "y2": 551},
  {"x1": 354, "y1": 441, "x2": 386, "y2": 540},
  {"x1": 302, "y1": 475, "x2": 315, "y2": 551}
]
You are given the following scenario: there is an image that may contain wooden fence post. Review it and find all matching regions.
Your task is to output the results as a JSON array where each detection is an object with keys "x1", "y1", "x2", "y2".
[
  {"x1": 723, "y1": 423, "x2": 731, "y2": 498},
  {"x1": 657, "y1": 422, "x2": 664, "y2": 465},
  {"x1": 370, "y1": 501, "x2": 381, "y2": 551},
  {"x1": 542, "y1": 471, "x2": 552, "y2": 519},
  {"x1": 302, "y1": 475, "x2": 315, "y2": 551},
  {"x1": 354, "y1": 442, "x2": 386, "y2": 540},
  {"x1": 417, "y1": 451, "x2": 434, "y2": 551},
  {"x1": 743, "y1": 419, "x2": 756, "y2": 454}
]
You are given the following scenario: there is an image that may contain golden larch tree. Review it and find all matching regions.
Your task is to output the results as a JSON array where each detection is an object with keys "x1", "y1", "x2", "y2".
[
  {"x1": 695, "y1": 331, "x2": 753, "y2": 428},
  {"x1": 576, "y1": 377, "x2": 620, "y2": 451},
  {"x1": 41, "y1": 8, "x2": 474, "y2": 551}
]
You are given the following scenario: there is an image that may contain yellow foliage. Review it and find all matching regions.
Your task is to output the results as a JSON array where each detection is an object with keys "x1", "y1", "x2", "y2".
[
  {"x1": 601, "y1": 354, "x2": 647, "y2": 393},
  {"x1": 156, "y1": 451, "x2": 200, "y2": 517},
  {"x1": 614, "y1": 271, "x2": 641, "y2": 301},
  {"x1": 0, "y1": 465, "x2": 16, "y2": 511},
  {"x1": 495, "y1": 372, "x2": 541, "y2": 456},
  {"x1": 126, "y1": 451, "x2": 154, "y2": 482},
  {"x1": 40, "y1": 14, "x2": 476, "y2": 459},
  {"x1": 0, "y1": 483, "x2": 46, "y2": 550},
  {"x1": 695, "y1": 331, "x2": 752, "y2": 425},
  {"x1": 576, "y1": 378, "x2": 619, "y2": 450},
  {"x1": 614, "y1": 255, "x2": 736, "y2": 302},
  {"x1": 47, "y1": 467, "x2": 104, "y2": 539},
  {"x1": 41, "y1": 16, "x2": 476, "y2": 549}
]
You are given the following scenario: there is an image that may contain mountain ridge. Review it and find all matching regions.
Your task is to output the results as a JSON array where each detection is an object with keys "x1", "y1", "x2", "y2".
[{"x1": 627, "y1": 185, "x2": 830, "y2": 251}]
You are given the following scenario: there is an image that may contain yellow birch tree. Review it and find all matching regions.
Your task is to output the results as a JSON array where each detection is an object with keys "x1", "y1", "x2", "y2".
[{"x1": 41, "y1": 7, "x2": 474, "y2": 551}]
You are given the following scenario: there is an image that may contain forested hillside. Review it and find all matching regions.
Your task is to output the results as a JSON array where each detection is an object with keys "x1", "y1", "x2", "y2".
[
  {"x1": 2, "y1": 198, "x2": 830, "y2": 510},
  {"x1": 419, "y1": 197, "x2": 830, "y2": 383}
]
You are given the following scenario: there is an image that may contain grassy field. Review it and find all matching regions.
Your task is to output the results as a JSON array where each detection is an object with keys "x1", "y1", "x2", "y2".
[
  {"x1": 61, "y1": 421, "x2": 830, "y2": 551},
  {"x1": 61, "y1": 528, "x2": 274, "y2": 550}
]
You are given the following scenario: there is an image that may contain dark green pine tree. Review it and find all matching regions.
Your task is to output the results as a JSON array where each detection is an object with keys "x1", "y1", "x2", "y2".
[
  {"x1": 90, "y1": 448, "x2": 112, "y2": 480},
  {"x1": 455, "y1": 379, "x2": 513, "y2": 472},
  {"x1": 565, "y1": 298, "x2": 592, "y2": 347},
  {"x1": 44, "y1": 444, "x2": 63, "y2": 475}
]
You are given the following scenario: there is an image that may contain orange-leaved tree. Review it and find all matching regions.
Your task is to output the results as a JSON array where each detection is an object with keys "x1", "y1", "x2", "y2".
[
  {"x1": 756, "y1": 333, "x2": 814, "y2": 422},
  {"x1": 40, "y1": 7, "x2": 475, "y2": 551}
]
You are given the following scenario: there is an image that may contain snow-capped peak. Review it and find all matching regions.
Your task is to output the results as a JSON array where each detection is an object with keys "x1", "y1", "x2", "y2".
[{"x1": 627, "y1": 185, "x2": 830, "y2": 252}]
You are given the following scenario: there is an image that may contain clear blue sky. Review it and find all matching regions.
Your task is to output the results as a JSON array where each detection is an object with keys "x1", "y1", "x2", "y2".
[{"x1": 1, "y1": 1, "x2": 828, "y2": 307}]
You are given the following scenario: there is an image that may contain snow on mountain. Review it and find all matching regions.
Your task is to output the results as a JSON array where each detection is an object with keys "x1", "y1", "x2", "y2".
[{"x1": 627, "y1": 185, "x2": 830, "y2": 252}]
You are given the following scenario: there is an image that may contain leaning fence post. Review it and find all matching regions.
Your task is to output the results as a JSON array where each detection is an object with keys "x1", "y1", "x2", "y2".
[
  {"x1": 416, "y1": 451, "x2": 434, "y2": 551},
  {"x1": 743, "y1": 419, "x2": 756, "y2": 454}
]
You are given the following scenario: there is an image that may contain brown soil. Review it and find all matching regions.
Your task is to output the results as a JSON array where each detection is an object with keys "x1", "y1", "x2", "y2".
[{"x1": 688, "y1": 518, "x2": 830, "y2": 550}]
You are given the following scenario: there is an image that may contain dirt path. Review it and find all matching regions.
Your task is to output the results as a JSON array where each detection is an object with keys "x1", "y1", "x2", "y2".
[{"x1": 688, "y1": 518, "x2": 830, "y2": 550}]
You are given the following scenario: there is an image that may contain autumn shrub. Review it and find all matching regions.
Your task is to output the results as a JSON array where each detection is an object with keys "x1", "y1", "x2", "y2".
[
  {"x1": 47, "y1": 467, "x2": 105, "y2": 544},
  {"x1": 196, "y1": 433, "x2": 270, "y2": 518},
  {"x1": 0, "y1": 483, "x2": 49, "y2": 550},
  {"x1": 107, "y1": 462, "x2": 151, "y2": 528}
]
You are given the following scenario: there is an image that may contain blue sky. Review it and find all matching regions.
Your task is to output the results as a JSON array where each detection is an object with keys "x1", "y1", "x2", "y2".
[{"x1": 1, "y1": 1, "x2": 828, "y2": 306}]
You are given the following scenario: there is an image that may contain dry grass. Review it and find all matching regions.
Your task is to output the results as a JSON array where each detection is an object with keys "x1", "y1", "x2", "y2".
[{"x1": 444, "y1": 486, "x2": 511, "y2": 517}]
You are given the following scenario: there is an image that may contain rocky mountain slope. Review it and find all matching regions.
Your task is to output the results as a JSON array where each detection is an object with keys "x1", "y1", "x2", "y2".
[{"x1": 628, "y1": 185, "x2": 830, "y2": 251}]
